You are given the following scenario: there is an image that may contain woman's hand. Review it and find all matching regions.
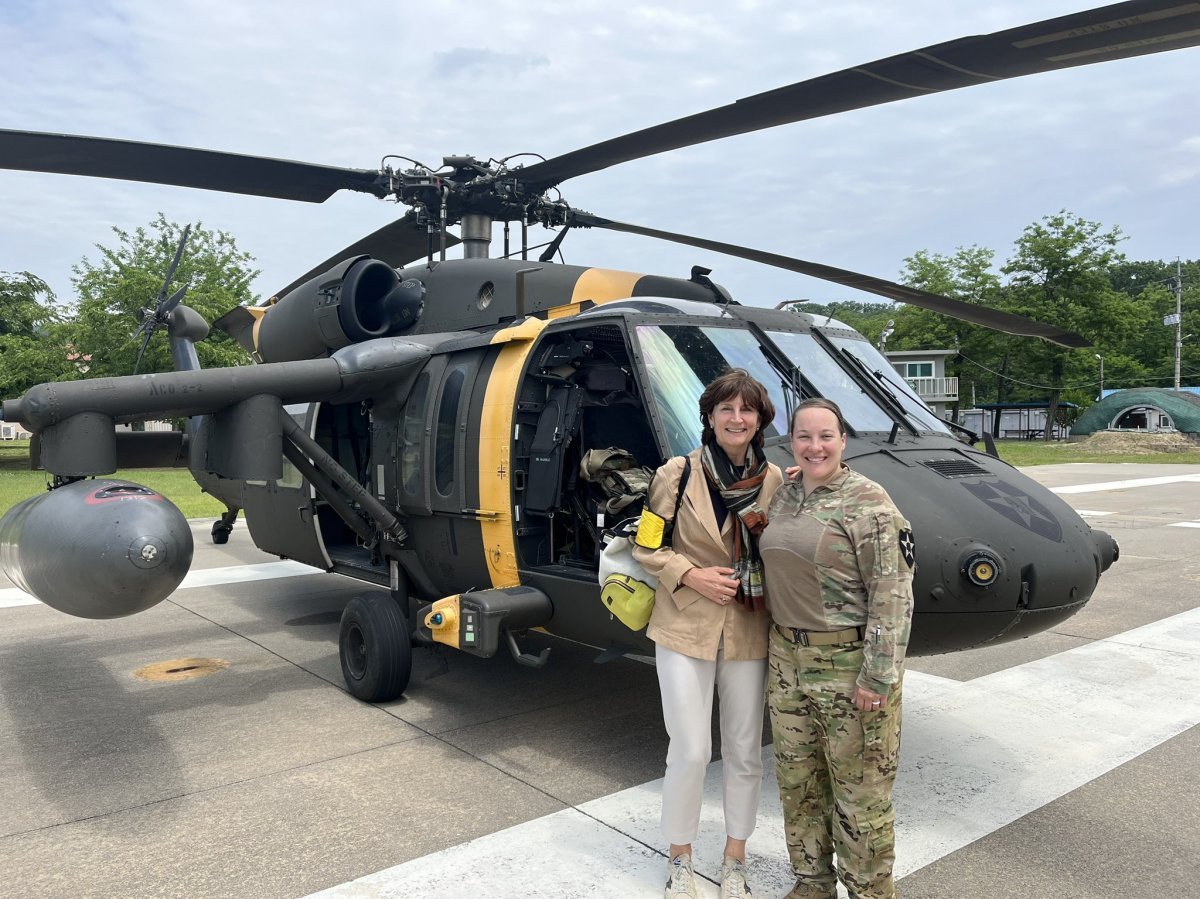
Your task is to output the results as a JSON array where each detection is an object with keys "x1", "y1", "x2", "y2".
[
  {"x1": 681, "y1": 566, "x2": 740, "y2": 605},
  {"x1": 852, "y1": 685, "x2": 887, "y2": 712}
]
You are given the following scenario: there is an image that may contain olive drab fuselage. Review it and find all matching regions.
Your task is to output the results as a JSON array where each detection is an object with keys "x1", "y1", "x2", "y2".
[{"x1": 206, "y1": 258, "x2": 1117, "y2": 660}]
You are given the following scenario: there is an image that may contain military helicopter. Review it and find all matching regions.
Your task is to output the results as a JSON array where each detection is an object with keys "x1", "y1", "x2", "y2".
[{"x1": 0, "y1": 1, "x2": 1191, "y2": 702}]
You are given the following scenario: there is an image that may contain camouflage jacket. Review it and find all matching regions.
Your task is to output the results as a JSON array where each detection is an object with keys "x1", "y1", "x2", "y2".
[{"x1": 761, "y1": 465, "x2": 915, "y2": 694}]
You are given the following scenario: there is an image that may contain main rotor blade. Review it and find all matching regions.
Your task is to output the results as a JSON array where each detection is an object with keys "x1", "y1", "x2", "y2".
[
  {"x1": 572, "y1": 212, "x2": 1090, "y2": 348},
  {"x1": 519, "y1": 1, "x2": 1200, "y2": 190},
  {"x1": 269, "y1": 213, "x2": 460, "y2": 299},
  {"x1": 0, "y1": 130, "x2": 387, "y2": 202}
]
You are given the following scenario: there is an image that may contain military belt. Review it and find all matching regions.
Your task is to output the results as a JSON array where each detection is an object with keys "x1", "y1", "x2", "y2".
[{"x1": 773, "y1": 622, "x2": 864, "y2": 646}]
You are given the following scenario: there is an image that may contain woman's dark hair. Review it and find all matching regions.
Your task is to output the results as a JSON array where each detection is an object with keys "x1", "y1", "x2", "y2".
[
  {"x1": 789, "y1": 397, "x2": 849, "y2": 437},
  {"x1": 699, "y1": 369, "x2": 777, "y2": 450}
]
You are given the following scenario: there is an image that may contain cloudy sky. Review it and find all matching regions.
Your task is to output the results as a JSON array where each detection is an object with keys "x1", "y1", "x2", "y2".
[{"x1": 1, "y1": 1, "x2": 1197, "y2": 313}]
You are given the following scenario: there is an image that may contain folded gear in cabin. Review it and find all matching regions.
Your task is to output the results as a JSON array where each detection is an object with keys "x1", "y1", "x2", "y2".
[{"x1": 579, "y1": 447, "x2": 654, "y2": 516}]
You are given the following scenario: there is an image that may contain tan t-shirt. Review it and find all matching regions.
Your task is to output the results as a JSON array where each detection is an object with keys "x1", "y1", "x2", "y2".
[{"x1": 760, "y1": 466, "x2": 915, "y2": 693}]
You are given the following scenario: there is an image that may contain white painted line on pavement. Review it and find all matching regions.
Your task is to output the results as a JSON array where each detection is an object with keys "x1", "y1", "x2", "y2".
[
  {"x1": 1074, "y1": 509, "x2": 1110, "y2": 517},
  {"x1": 1170, "y1": 521, "x2": 1200, "y2": 529},
  {"x1": 0, "y1": 560, "x2": 319, "y2": 610},
  {"x1": 308, "y1": 606, "x2": 1200, "y2": 898},
  {"x1": 1050, "y1": 473, "x2": 1200, "y2": 495}
]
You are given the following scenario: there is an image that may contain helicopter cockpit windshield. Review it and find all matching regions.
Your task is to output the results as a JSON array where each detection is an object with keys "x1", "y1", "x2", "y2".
[
  {"x1": 764, "y1": 328, "x2": 953, "y2": 436},
  {"x1": 824, "y1": 332, "x2": 954, "y2": 435},
  {"x1": 634, "y1": 324, "x2": 791, "y2": 457},
  {"x1": 632, "y1": 321, "x2": 952, "y2": 458}
]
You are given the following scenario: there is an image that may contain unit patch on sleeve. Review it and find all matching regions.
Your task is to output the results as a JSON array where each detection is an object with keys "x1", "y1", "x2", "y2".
[{"x1": 899, "y1": 528, "x2": 916, "y2": 569}]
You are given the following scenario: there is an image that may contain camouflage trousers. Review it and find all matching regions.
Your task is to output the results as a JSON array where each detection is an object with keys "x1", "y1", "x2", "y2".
[{"x1": 767, "y1": 626, "x2": 902, "y2": 899}]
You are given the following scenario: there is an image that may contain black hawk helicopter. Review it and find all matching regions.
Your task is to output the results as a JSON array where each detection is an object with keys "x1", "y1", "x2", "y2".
[{"x1": 1, "y1": 1, "x2": 1192, "y2": 701}]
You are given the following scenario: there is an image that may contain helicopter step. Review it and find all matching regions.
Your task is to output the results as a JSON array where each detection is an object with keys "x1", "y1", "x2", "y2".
[
  {"x1": 328, "y1": 546, "x2": 389, "y2": 587},
  {"x1": 416, "y1": 586, "x2": 554, "y2": 667}
]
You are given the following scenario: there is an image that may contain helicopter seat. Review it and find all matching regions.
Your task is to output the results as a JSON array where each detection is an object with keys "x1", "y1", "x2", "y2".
[{"x1": 525, "y1": 384, "x2": 582, "y2": 516}]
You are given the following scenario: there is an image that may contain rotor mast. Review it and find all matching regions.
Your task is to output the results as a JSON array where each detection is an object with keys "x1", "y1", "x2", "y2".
[{"x1": 460, "y1": 213, "x2": 493, "y2": 259}]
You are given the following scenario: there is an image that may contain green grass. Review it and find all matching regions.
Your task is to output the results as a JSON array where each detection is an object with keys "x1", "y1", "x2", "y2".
[
  {"x1": 992, "y1": 439, "x2": 1200, "y2": 467},
  {"x1": 2, "y1": 437, "x2": 1199, "y2": 518},
  {"x1": 0, "y1": 441, "x2": 225, "y2": 519}
]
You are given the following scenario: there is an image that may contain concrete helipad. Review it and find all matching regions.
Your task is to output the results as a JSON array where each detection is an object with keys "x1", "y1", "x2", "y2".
[{"x1": 1, "y1": 463, "x2": 1198, "y2": 898}]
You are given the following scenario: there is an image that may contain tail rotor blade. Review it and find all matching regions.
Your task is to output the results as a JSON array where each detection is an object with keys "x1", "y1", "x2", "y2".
[
  {"x1": 133, "y1": 330, "x2": 154, "y2": 375},
  {"x1": 155, "y1": 224, "x2": 192, "y2": 309},
  {"x1": 161, "y1": 284, "x2": 189, "y2": 318}
]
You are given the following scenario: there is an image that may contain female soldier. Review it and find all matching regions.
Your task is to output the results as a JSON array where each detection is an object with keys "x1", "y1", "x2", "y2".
[
  {"x1": 634, "y1": 369, "x2": 783, "y2": 899},
  {"x1": 760, "y1": 398, "x2": 915, "y2": 899}
]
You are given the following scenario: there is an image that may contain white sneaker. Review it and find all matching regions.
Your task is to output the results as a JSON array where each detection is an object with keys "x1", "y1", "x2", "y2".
[
  {"x1": 719, "y1": 856, "x2": 752, "y2": 898},
  {"x1": 665, "y1": 853, "x2": 698, "y2": 898}
]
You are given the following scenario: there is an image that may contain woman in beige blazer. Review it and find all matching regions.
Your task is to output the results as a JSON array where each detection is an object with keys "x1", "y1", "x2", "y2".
[{"x1": 634, "y1": 369, "x2": 783, "y2": 899}]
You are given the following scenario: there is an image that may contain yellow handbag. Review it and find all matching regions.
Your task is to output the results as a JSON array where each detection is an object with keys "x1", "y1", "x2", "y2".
[{"x1": 597, "y1": 457, "x2": 690, "y2": 631}]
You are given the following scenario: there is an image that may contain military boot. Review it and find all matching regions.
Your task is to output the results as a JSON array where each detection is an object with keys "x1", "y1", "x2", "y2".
[{"x1": 784, "y1": 878, "x2": 837, "y2": 899}]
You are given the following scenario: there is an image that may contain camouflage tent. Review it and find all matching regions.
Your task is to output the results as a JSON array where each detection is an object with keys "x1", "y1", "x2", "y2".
[{"x1": 1072, "y1": 388, "x2": 1200, "y2": 436}]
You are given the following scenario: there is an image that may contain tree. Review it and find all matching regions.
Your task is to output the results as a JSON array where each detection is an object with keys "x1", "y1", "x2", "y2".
[
  {"x1": 786, "y1": 300, "x2": 895, "y2": 343},
  {"x1": 896, "y1": 246, "x2": 1008, "y2": 414},
  {"x1": 1109, "y1": 258, "x2": 1200, "y2": 389},
  {"x1": 0, "y1": 271, "x2": 76, "y2": 398},
  {"x1": 1000, "y1": 211, "x2": 1136, "y2": 438},
  {"x1": 68, "y1": 214, "x2": 258, "y2": 378}
]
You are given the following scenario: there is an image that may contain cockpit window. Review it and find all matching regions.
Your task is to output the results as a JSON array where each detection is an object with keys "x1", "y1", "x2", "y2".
[
  {"x1": 635, "y1": 325, "x2": 789, "y2": 457},
  {"x1": 765, "y1": 331, "x2": 895, "y2": 433},
  {"x1": 827, "y1": 336, "x2": 953, "y2": 435}
]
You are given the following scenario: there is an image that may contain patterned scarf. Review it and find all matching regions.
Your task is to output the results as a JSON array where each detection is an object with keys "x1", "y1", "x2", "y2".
[{"x1": 700, "y1": 443, "x2": 769, "y2": 612}]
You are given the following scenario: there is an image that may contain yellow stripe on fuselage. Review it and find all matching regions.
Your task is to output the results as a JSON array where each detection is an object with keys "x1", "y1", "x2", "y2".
[
  {"x1": 247, "y1": 306, "x2": 268, "y2": 354},
  {"x1": 475, "y1": 268, "x2": 642, "y2": 586},
  {"x1": 565, "y1": 267, "x2": 642, "y2": 309},
  {"x1": 477, "y1": 317, "x2": 548, "y2": 587}
]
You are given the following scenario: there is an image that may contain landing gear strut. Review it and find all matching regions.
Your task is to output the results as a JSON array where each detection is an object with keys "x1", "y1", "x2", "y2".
[{"x1": 211, "y1": 508, "x2": 240, "y2": 545}]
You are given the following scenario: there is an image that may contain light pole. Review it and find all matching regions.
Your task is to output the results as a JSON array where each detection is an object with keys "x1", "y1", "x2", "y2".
[
  {"x1": 1095, "y1": 353, "x2": 1104, "y2": 400},
  {"x1": 879, "y1": 319, "x2": 895, "y2": 353}
]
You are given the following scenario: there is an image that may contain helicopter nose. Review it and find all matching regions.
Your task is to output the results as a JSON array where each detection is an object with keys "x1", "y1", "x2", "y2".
[{"x1": 1093, "y1": 529, "x2": 1119, "y2": 574}]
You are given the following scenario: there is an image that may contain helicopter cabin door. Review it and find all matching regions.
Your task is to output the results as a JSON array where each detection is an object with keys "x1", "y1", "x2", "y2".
[
  {"x1": 391, "y1": 349, "x2": 496, "y2": 598},
  {"x1": 240, "y1": 402, "x2": 332, "y2": 571}
]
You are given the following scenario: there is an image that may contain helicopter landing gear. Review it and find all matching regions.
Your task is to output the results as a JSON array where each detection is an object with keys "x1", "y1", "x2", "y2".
[
  {"x1": 210, "y1": 508, "x2": 239, "y2": 545},
  {"x1": 339, "y1": 591, "x2": 412, "y2": 702}
]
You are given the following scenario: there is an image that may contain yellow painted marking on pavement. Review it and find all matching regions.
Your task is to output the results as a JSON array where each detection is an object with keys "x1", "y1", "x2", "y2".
[{"x1": 134, "y1": 657, "x2": 229, "y2": 683}]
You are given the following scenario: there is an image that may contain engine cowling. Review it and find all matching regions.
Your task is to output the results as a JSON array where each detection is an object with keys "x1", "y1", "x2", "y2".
[
  {"x1": 0, "y1": 479, "x2": 193, "y2": 618},
  {"x1": 253, "y1": 256, "x2": 425, "y2": 362}
]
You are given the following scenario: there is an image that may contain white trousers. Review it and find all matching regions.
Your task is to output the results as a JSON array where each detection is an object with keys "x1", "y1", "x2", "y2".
[{"x1": 656, "y1": 643, "x2": 768, "y2": 845}]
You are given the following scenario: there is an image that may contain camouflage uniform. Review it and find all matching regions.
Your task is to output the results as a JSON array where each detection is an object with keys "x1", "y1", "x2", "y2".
[{"x1": 759, "y1": 466, "x2": 915, "y2": 899}]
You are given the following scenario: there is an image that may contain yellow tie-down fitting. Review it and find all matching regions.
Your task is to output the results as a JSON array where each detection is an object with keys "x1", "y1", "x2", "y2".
[{"x1": 424, "y1": 595, "x2": 461, "y2": 649}]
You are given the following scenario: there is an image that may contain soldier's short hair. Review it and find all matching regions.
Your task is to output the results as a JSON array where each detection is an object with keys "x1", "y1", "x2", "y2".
[
  {"x1": 699, "y1": 368, "x2": 777, "y2": 450},
  {"x1": 789, "y1": 397, "x2": 849, "y2": 437}
]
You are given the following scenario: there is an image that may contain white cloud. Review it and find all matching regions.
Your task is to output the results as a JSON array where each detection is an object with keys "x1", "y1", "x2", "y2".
[{"x1": 1, "y1": 0, "x2": 1196, "y2": 311}]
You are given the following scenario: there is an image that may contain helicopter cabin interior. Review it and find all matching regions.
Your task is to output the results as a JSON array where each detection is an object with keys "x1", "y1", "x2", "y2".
[{"x1": 513, "y1": 320, "x2": 661, "y2": 577}]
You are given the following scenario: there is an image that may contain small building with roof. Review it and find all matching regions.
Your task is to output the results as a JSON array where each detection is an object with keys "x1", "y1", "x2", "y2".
[
  {"x1": 1071, "y1": 388, "x2": 1200, "y2": 438},
  {"x1": 958, "y1": 401, "x2": 1077, "y2": 440}
]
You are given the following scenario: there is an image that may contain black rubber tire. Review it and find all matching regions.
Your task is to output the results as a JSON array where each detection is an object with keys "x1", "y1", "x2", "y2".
[
  {"x1": 211, "y1": 522, "x2": 231, "y2": 545},
  {"x1": 339, "y1": 592, "x2": 412, "y2": 702}
]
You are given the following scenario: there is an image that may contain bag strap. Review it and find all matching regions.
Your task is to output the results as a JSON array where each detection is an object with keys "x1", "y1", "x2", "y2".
[
  {"x1": 672, "y1": 456, "x2": 691, "y2": 523},
  {"x1": 663, "y1": 455, "x2": 690, "y2": 547}
]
